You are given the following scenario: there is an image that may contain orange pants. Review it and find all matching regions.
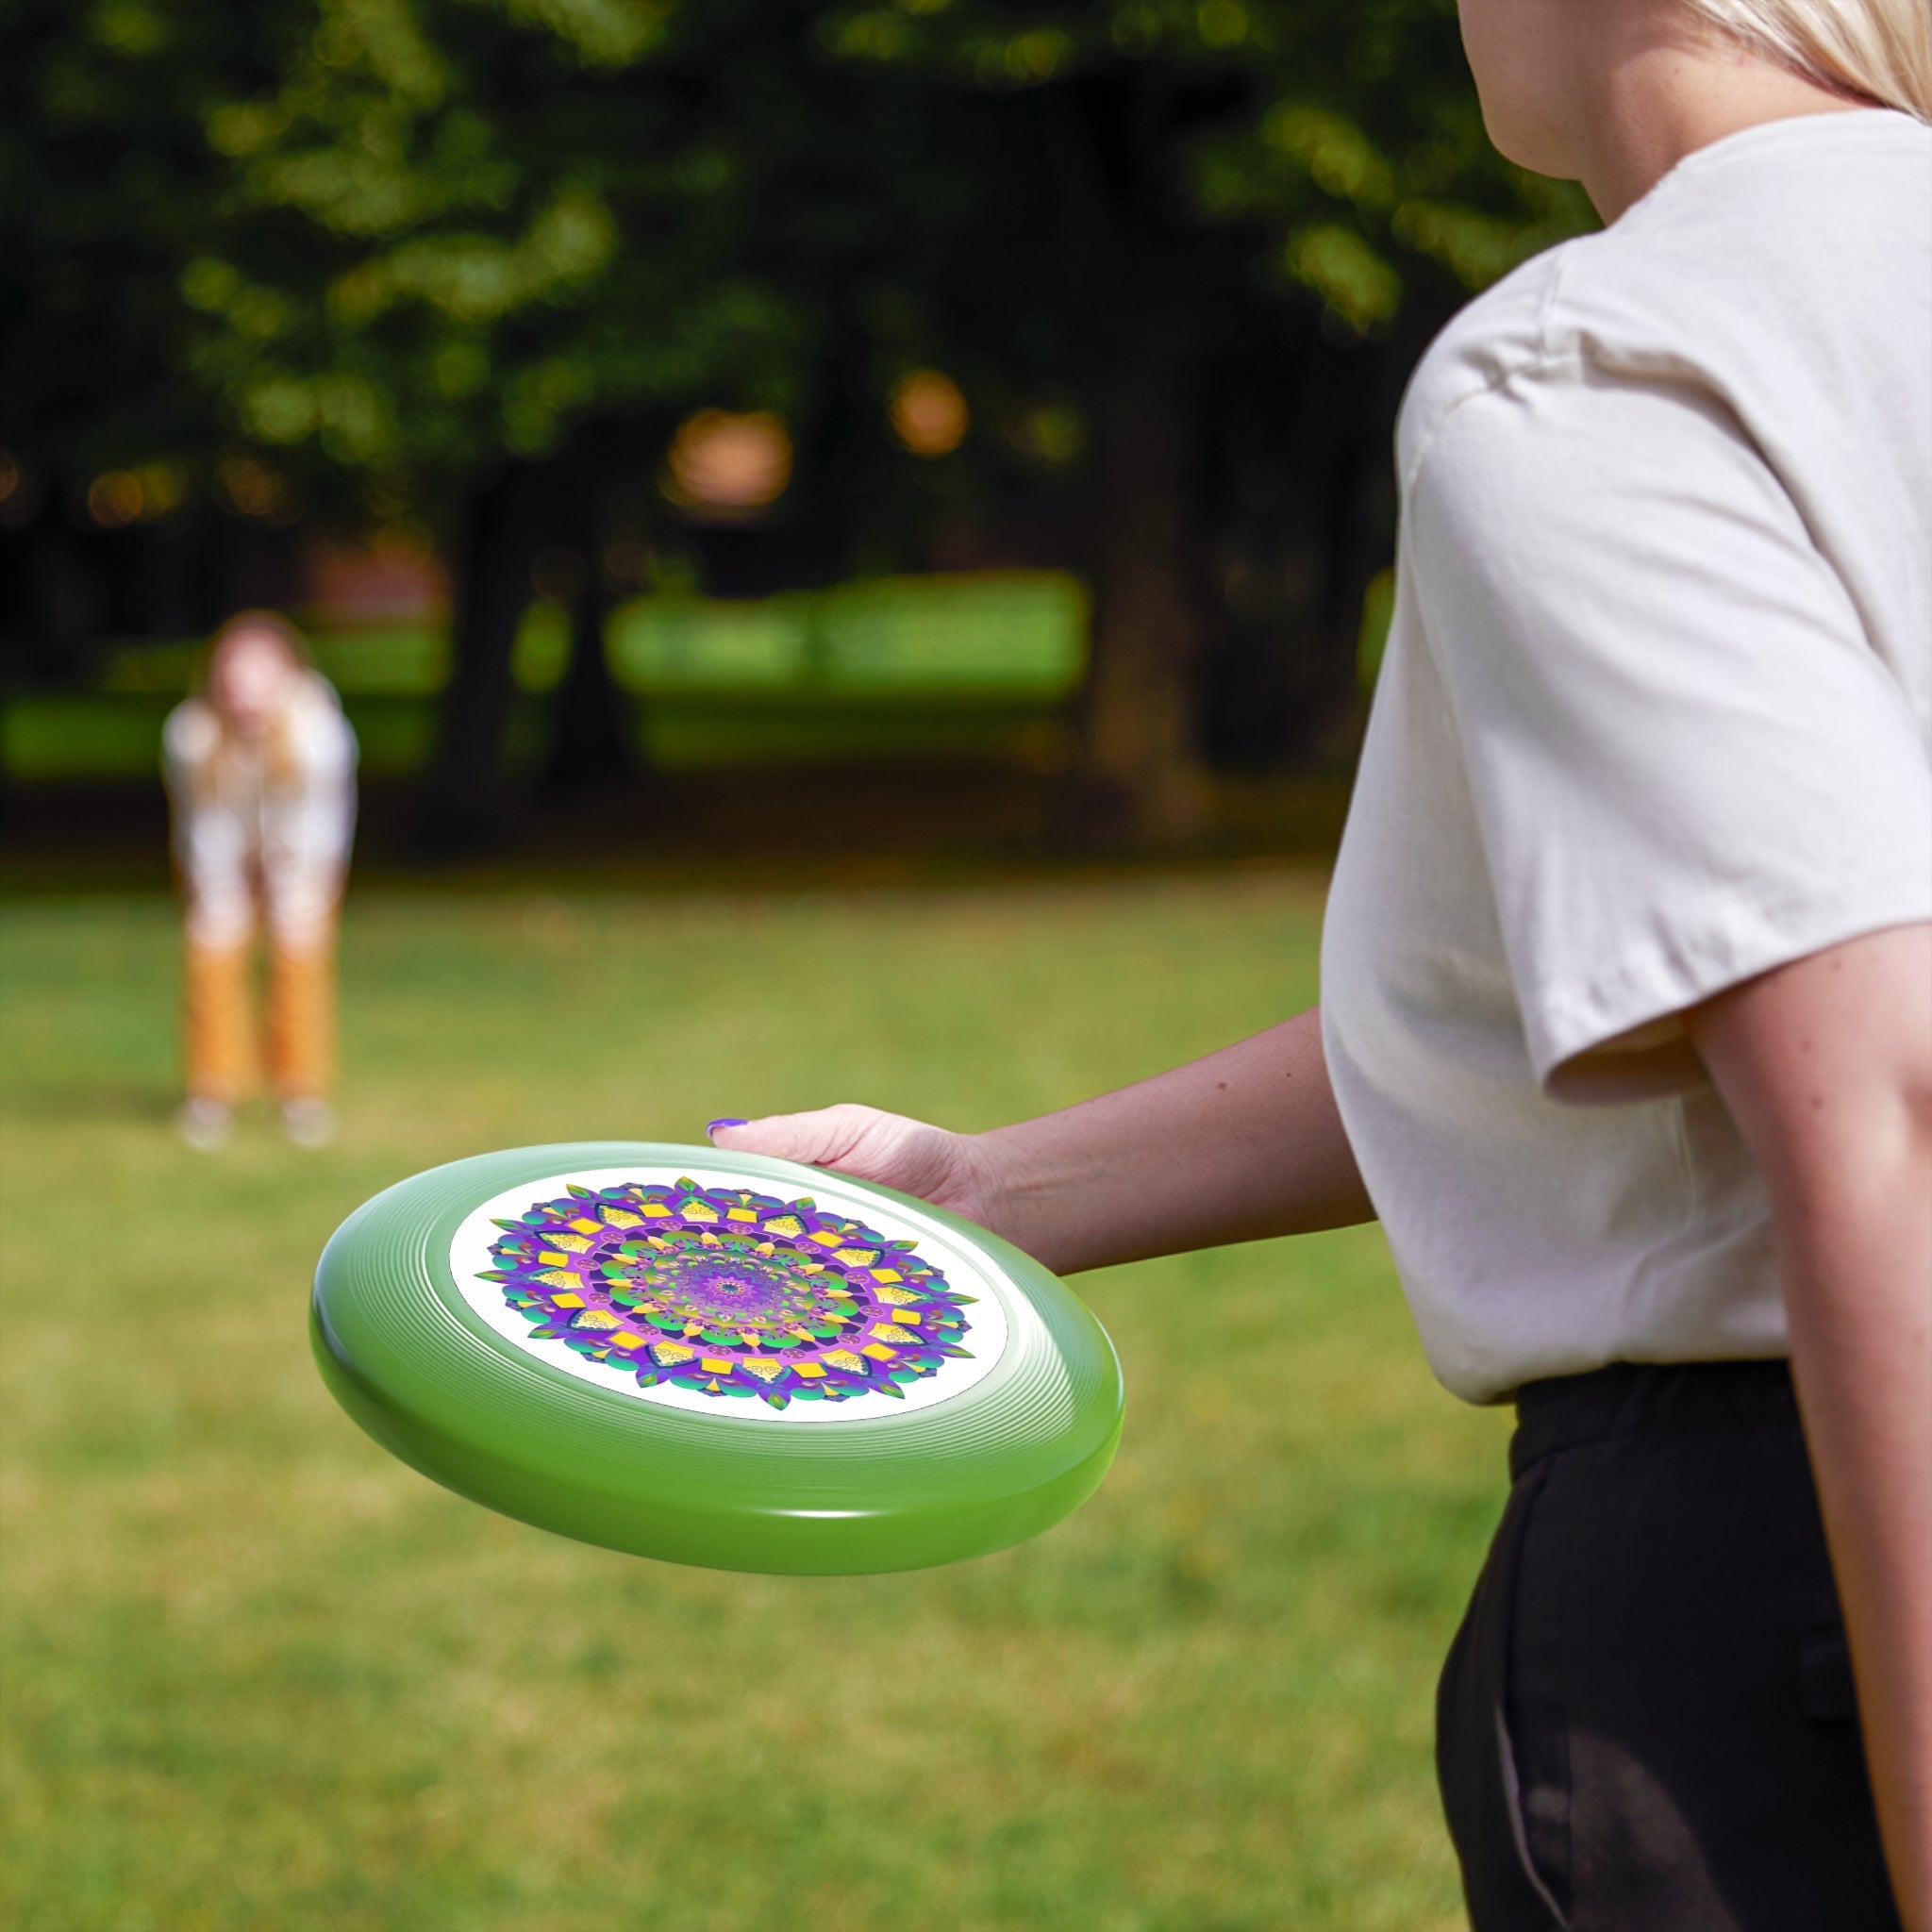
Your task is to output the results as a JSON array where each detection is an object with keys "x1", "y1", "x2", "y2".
[{"x1": 184, "y1": 922, "x2": 337, "y2": 1105}]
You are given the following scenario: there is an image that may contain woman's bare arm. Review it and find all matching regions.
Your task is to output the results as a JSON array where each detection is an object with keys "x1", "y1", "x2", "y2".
[
  {"x1": 710, "y1": 1006, "x2": 1374, "y2": 1275},
  {"x1": 1690, "y1": 924, "x2": 1932, "y2": 1932}
]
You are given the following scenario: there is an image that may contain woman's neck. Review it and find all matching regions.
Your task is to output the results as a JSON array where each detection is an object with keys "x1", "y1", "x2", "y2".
[{"x1": 1574, "y1": 15, "x2": 1875, "y2": 223}]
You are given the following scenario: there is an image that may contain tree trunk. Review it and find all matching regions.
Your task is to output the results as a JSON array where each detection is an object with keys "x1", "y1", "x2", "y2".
[
  {"x1": 1079, "y1": 360, "x2": 1205, "y2": 843},
  {"x1": 541, "y1": 418, "x2": 658, "y2": 799},
  {"x1": 541, "y1": 553, "x2": 633, "y2": 797},
  {"x1": 13, "y1": 508, "x2": 107, "y2": 687},
  {"x1": 1045, "y1": 75, "x2": 1210, "y2": 847},
  {"x1": 417, "y1": 461, "x2": 542, "y2": 858}
]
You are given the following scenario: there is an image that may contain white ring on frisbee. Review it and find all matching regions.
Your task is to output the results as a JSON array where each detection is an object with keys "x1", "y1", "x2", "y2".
[{"x1": 448, "y1": 1162, "x2": 1011, "y2": 1424}]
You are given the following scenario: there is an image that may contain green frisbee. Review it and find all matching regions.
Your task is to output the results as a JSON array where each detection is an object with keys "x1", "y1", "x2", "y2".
[{"x1": 311, "y1": 1142, "x2": 1124, "y2": 1574}]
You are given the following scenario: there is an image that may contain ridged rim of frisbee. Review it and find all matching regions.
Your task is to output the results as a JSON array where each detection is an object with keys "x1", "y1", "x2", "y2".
[{"x1": 310, "y1": 1141, "x2": 1124, "y2": 1574}]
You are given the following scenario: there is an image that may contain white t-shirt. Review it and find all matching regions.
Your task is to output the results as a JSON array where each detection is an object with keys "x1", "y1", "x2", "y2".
[
  {"x1": 1322, "y1": 109, "x2": 1932, "y2": 1405},
  {"x1": 163, "y1": 671, "x2": 358, "y2": 950}
]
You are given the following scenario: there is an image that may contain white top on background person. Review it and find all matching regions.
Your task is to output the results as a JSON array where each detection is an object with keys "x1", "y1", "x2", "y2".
[
  {"x1": 1321, "y1": 107, "x2": 1932, "y2": 1404},
  {"x1": 162, "y1": 621, "x2": 358, "y2": 953}
]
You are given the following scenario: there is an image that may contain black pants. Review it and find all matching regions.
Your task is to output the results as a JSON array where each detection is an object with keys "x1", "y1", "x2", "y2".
[{"x1": 1436, "y1": 1360, "x2": 1900, "y2": 1932}]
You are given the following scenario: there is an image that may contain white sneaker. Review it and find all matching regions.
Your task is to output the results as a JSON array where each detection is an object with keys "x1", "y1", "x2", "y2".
[
  {"x1": 175, "y1": 1096, "x2": 233, "y2": 1151},
  {"x1": 280, "y1": 1097, "x2": 337, "y2": 1149}
]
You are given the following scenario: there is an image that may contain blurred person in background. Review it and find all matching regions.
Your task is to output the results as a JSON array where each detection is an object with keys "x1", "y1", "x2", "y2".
[
  {"x1": 163, "y1": 611, "x2": 358, "y2": 1151},
  {"x1": 712, "y1": 0, "x2": 1932, "y2": 1926}
]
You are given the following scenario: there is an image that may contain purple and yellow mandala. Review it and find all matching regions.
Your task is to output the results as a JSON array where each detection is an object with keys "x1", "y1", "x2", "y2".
[{"x1": 477, "y1": 1178, "x2": 976, "y2": 1409}]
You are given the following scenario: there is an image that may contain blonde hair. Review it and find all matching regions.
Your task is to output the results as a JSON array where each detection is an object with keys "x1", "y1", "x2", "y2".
[{"x1": 1683, "y1": 0, "x2": 1932, "y2": 120}]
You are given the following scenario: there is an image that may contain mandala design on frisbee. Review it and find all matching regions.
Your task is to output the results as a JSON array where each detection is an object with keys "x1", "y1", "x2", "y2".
[{"x1": 477, "y1": 1178, "x2": 977, "y2": 1410}]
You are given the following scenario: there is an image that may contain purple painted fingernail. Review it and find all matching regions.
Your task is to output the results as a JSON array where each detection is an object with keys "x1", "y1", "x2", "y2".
[{"x1": 707, "y1": 1118, "x2": 748, "y2": 1138}]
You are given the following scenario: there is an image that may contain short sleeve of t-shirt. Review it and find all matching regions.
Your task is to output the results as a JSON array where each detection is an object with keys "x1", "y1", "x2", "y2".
[{"x1": 1408, "y1": 363, "x2": 1932, "y2": 1093}]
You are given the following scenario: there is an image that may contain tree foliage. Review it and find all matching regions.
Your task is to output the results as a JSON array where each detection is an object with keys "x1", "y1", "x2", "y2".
[{"x1": 4, "y1": 0, "x2": 1593, "y2": 836}]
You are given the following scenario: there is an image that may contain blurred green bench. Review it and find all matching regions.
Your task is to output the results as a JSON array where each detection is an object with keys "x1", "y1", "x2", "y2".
[{"x1": 1, "y1": 571, "x2": 1089, "y2": 780}]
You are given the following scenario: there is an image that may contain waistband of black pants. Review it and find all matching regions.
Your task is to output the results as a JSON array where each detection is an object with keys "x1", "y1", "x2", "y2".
[{"x1": 1509, "y1": 1357, "x2": 1798, "y2": 1483}]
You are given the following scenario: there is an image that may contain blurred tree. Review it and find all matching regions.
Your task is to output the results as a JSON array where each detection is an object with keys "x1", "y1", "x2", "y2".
[
  {"x1": 155, "y1": 0, "x2": 944, "y2": 845},
  {"x1": 4, "y1": 0, "x2": 1591, "y2": 842},
  {"x1": 161, "y1": 0, "x2": 783, "y2": 843},
  {"x1": 807, "y1": 0, "x2": 1592, "y2": 834},
  {"x1": 0, "y1": 0, "x2": 300, "y2": 681}
]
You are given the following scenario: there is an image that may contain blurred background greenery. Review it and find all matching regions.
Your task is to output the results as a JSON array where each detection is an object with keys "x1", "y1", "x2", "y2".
[
  {"x1": 2, "y1": 0, "x2": 1591, "y2": 855},
  {"x1": 0, "y1": 5, "x2": 1563, "y2": 1924}
]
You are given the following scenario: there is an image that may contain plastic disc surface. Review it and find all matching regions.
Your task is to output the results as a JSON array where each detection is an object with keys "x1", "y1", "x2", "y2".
[{"x1": 311, "y1": 1142, "x2": 1124, "y2": 1574}]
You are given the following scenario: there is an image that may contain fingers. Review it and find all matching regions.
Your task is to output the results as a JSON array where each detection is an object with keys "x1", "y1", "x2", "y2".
[
  {"x1": 708, "y1": 1105, "x2": 878, "y2": 1170},
  {"x1": 705, "y1": 1103, "x2": 990, "y2": 1226}
]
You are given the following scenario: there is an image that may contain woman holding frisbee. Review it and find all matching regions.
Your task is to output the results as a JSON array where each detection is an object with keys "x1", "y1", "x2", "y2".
[
  {"x1": 164, "y1": 611, "x2": 358, "y2": 1150},
  {"x1": 713, "y1": 1, "x2": 1932, "y2": 1924}
]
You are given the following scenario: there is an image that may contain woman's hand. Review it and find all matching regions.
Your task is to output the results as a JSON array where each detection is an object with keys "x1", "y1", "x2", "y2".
[
  {"x1": 706, "y1": 1008, "x2": 1373, "y2": 1276},
  {"x1": 709, "y1": 1106, "x2": 1008, "y2": 1231}
]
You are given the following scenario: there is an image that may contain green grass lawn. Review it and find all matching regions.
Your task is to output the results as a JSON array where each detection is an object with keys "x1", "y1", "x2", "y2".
[{"x1": 0, "y1": 874, "x2": 1506, "y2": 1932}]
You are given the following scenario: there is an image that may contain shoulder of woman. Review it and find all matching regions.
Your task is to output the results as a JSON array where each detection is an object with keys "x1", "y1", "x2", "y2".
[
  {"x1": 1402, "y1": 116, "x2": 1931, "y2": 494},
  {"x1": 285, "y1": 672, "x2": 358, "y2": 764},
  {"x1": 1396, "y1": 244, "x2": 1583, "y2": 489},
  {"x1": 292, "y1": 667, "x2": 344, "y2": 713},
  {"x1": 162, "y1": 697, "x2": 220, "y2": 767},
  {"x1": 1396, "y1": 219, "x2": 1764, "y2": 498}
]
